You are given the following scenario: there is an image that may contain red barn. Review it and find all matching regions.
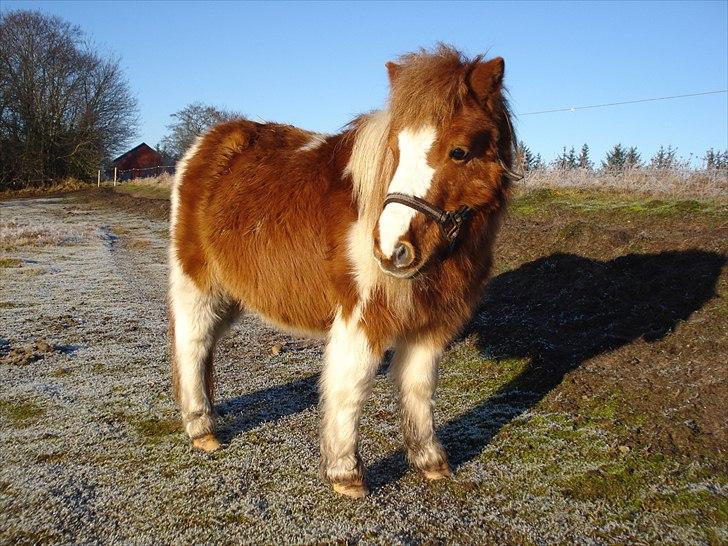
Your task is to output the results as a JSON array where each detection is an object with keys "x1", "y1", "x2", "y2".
[{"x1": 111, "y1": 143, "x2": 168, "y2": 180}]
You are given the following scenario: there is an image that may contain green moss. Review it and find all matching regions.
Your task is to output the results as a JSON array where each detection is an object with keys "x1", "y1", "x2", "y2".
[
  {"x1": 644, "y1": 487, "x2": 728, "y2": 525},
  {"x1": 0, "y1": 400, "x2": 46, "y2": 424},
  {"x1": 51, "y1": 367, "x2": 71, "y2": 377},
  {"x1": 110, "y1": 409, "x2": 178, "y2": 439},
  {"x1": 133, "y1": 417, "x2": 180, "y2": 439},
  {"x1": 510, "y1": 188, "x2": 559, "y2": 216},
  {"x1": 561, "y1": 466, "x2": 642, "y2": 502},
  {"x1": 0, "y1": 257, "x2": 22, "y2": 268},
  {"x1": 439, "y1": 344, "x2": 530, "y2": 402},
  {"x1": 0, "y1": 301, "x2": 18, "y2": 308}
]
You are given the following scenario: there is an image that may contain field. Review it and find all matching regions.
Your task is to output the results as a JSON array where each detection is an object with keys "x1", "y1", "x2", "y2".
[{"x1": 1, "y1": 183, "x2": 727, "y2": 544}]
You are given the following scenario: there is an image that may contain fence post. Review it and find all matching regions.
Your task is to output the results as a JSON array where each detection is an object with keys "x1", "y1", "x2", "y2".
[
  {"x1": 97, "y1": 170, "x2": 101, "y2": 187},
  {"x1": 113, "y1": 167, "x2": 117, "y2": 187}
]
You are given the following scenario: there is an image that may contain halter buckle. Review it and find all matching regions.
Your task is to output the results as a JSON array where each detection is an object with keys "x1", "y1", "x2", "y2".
[{"x1": 439, "y1": 206, "x2": 471, "y2": 248}]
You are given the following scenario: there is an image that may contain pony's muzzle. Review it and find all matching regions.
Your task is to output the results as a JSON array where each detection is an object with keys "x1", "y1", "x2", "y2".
[
  {"x1": 392, "y1": 241, "x2": 415, "y2": 269},
  {"x1": 373, "y1": 237, "x2": 418, "y2": 278}
]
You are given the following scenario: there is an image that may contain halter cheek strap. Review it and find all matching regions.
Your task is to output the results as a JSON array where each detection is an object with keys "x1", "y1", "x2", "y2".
[{"x1": 382, "y1": 192, "x2": 473, "y2": 249}]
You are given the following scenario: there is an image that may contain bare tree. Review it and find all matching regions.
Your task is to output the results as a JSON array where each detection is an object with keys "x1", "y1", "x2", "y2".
[
  {"x1": 158, "y1": 102, "x2": 243, "y2": 161},
  {"x1": 0, "y1": 10, "x2": 138, "y2": 188}
]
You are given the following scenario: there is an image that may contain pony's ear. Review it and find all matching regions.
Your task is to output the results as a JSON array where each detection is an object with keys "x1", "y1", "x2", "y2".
[
  {"x1": 386, "y1": 61, "x2": 401, "y2": 83},
  {"x1": 468, "y1": 57, "x2": 505, "y2": 100}
]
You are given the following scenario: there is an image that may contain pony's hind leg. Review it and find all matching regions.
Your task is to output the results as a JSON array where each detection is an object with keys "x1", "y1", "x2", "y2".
[
  {"x1": 169, "y1": 265, "x2": 234, "y2": 452},
  {"x1": 390, "y1": 338, "x2": 451, "y2": 480}
]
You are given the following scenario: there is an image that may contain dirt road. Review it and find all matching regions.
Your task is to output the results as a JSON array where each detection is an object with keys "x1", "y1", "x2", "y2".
[{"x1": 1, "y1": 190, "x2": 726, "y2": 543}]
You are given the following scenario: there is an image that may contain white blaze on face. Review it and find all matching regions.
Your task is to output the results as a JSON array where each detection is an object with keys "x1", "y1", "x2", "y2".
[{"x1": 377, "y1": 126, "x2": 437, "y2": 257}]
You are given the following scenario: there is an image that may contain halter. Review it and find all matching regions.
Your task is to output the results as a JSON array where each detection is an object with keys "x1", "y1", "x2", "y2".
[
  {"x1": 381, "y1": 153, "x2": 522, "y2": 252},
  {"x1": 382, "y1": 193, "x2": 473, "y2": 250}
]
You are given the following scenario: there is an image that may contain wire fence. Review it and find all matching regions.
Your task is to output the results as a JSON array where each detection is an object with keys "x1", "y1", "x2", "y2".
[
  {"x1": 115, "y1": 165, "x2": 175, "y2": 181},
  {"x1": 98, "y1": 165, "x2": 176, "y2": 186}
]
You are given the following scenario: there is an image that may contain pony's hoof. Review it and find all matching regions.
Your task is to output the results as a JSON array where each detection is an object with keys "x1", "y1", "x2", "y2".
[
  {"x1": 422, "y1": 464, "x2": 452, "y2": 481},
  {"x1": 192, "y1": 434, "x2": 221, "y2": 452},
  {"x1": 332, "y1": 480, "x2": 368, "y2": 499}
]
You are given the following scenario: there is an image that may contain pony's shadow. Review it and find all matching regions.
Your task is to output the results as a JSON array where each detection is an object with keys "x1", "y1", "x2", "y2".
[{"x1": 217, "y1": 250, "x2": 725, "y2": 489}]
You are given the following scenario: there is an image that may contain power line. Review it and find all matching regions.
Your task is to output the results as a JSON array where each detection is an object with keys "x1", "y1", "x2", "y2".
[{"x1": 518, "y1": 89, "x2": 728, "y2": 116}]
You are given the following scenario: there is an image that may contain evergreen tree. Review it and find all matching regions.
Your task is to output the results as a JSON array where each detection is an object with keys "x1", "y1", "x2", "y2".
[
  {"x1": 577, "y1": 143, "x2": 593, "y2": 170},
  {"x1": 531, "y1": 152, "x2": 545, "y2": 170},
  {"x1": 704, "y1": 148, "x2": 728, "y2": 170},
  {"x1": 625, "y1": 146, "x2": 642, "y2": 168},
  {"x1": 602, "y1": 144, "x2": 627, "y2": 171},
  {"x1": 554, "y1": 146, "x2": 578, "y2": 170},
  {"x1": 650, "y1": 145, "x2": 678, "y2": 169},
  {"x1": 704, "y1": 148, "x2": 716, "y2": 169},
  {"x1": 515, "y1": 141, "x2": 545, "y2": 172}
]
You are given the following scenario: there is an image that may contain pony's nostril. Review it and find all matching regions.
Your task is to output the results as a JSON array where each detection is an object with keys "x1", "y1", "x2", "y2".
[{"x1": 392, "y1": 241, "x2": 414, "y2": 269}]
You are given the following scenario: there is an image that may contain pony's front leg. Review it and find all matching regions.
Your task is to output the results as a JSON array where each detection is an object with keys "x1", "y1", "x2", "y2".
[
  {"x1": 319, "y1": 310, "x2": 381, "y2": 498},
  {"x1": 390, "y1": 339, "x2": 451, "y2": 480}
]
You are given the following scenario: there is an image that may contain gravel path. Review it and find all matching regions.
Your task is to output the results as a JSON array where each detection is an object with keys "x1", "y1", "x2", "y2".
[{"x1": 0, "y1": 194, "x2": 724, "y2": 544}]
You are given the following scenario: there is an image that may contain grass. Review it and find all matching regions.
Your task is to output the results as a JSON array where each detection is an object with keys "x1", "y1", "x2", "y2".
[
  {"x1": 0, "y1": 172, "x2": 725, "y2": 543},
  {"x1": 114, "y1": 184, "x2": 171, "y2": 200},
  {"x1": 0, "y1": 177, "x2": 92, "y2": 200},
  {"x1": 0, "y1": 218, "x2": 92, "y2": 249},
  {"x1": 437, "y1": 332, "x2": 728, "y2": 540},
  {"x1": 132, "y1": 416, "x2": 181, "y2": 440},
  {"x1": 0, "y1": 400, "x2": 46, "y2": 424},
  {"x1": 0, "y1": 257, "x2": 22, "y2": 268},
  {"x1": 102, "y1": 166, "x2": 728, "y2": 205},
  {"x1": 510, "y1": 187, "x2": 727, "y2": 218},
  {"x1": 112, "y1": 411, "x2": 181, "y2": 442},
  {"x1": 112, "y1": 173, "x2": 173, "y2": 200},
  {"x1": 519, "y1": 167, "x2": 727, "y2": 199},
  {"x1": 123, "y1": 238, "x2": 152, "y2": 250}
]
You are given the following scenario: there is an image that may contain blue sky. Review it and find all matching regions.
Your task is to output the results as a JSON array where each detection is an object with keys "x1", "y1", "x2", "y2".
[{"x1": 3, "y1": 0, "x2": 727, "y2": 164}]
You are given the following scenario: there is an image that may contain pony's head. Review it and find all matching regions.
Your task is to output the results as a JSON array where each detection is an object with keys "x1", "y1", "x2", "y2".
[{"x1": 373, "y1": 46, "x2": 514, "y2": 278}]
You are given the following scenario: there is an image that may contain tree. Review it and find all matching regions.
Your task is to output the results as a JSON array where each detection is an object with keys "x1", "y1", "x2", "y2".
[
  {"x1": 625, "y1": 146, "x2": 642, "y2": 169},
  {"x1": 704, "y1": 148, "x2": 728, "y2": 170},
  {"x1": 0, "y1": 10, "x2": 138, "y2": 188},
  {"x1": 554, "y1": 146, "x2": 578, "y2": 170},
  {"x1": 602, "y1": 144, "x2": 627, "y2": 171},
  {"x1": 158, "y1": 102, "x2": 242, "y2": 160},
  {"x1": 577, "y1": 143, "x2": 593, "y2": 170},
  {"x1": 650, "y1": 145, "x2": 679, "y2": 169},
  {"x1": 515, "y1": 140, "x2": 544, "y2": 172}
]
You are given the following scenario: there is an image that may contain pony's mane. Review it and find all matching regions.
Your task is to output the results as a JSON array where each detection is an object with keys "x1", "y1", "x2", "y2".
[
  {"x1": 343, "y1": 110, "x2": 413, "y2": 311},
  {"x1": 389, "y1": 44, "x2": 477, "y2": 128},
  {"x1": 344, "y1": 110, "x2": 393, "y2": 225}
]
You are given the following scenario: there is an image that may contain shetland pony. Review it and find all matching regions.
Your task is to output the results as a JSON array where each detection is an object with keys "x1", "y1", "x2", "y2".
[{"x1": 169, "y1": 45, "x2": 514, "y2": 498}]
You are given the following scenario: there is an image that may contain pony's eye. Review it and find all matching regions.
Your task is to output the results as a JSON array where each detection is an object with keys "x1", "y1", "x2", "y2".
[{"x1": 450, "y1": 147, "x2": 468, "y2": 161}]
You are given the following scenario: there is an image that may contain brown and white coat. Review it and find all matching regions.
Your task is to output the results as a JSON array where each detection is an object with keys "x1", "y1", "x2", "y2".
[{"x1": 168, "y1": 45, "x2": 514, "y2": 498}]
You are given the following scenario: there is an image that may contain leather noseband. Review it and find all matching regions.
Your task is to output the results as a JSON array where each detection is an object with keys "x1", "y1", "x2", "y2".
[{"x1": 382, "y1": 192, "x2": 472, "y2": 250}]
